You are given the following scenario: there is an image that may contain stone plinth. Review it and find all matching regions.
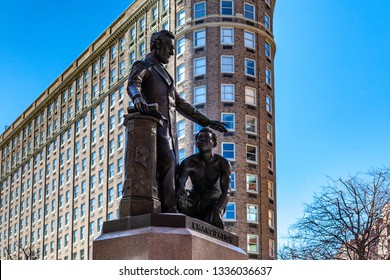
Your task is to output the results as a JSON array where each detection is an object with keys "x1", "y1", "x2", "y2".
[
  {"x1": 93, "y1": 213, "x2": 248, "y2": 260},
  {"x1": 119, "y1": 112, "x2": 163, "y2": 218}
]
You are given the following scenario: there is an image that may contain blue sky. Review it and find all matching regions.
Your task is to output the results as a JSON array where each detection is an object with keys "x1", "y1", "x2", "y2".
[{"x1": 1, "y1": 0, "x2": 390, "y2": 244}]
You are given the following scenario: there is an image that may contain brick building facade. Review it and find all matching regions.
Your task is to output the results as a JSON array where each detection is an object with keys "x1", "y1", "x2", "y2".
[{"x1": 0, "y1": 0, "x2": 277, "y2": 260}]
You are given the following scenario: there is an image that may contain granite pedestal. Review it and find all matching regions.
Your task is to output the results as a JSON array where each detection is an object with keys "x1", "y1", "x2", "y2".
[{"x1": 93, "y1": 213, "x2": 248, "y2": 260}]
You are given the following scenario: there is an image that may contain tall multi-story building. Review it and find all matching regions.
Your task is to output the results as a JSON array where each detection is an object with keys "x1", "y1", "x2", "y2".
[{"x1": 0, "y1": 0, "x2": 276, "y2": 260}]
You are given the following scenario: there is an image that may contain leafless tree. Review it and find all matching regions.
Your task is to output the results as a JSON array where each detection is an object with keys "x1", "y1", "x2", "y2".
[
  {"x1": 4, "y1": 242, "x2": 40, "y2": 260},
  {"x1": 279, "y1": 168, "x2": 390, "y2": 260}
]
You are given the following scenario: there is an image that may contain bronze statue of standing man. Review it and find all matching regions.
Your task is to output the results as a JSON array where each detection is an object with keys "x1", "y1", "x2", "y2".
[{"x1": 127, "y1": 30, "x2": 227, "y2": 213}]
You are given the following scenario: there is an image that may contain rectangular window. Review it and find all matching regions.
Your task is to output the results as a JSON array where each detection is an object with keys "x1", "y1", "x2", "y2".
[
  {"x1": 194, "y1": 57, "x2": 206, "y2": 76},
  {"x1": 139, "y1": 17, "x2": 145, "y2": 32},
  {"x1": 267, "y1": 123, "x2": 273, "y2": 142},
  {"x1": 267, "y1": 151, "x2": 274, "y2": 171},
  {"x1": 139, "y1": 42, "x2": 145, "y2": 57},
  {"x1": 177, "y1": 10, "x2": 186, "y2": 27},
  {"x1": 247, "y1": 204, "x2": 258, "y2": 223},
  {"x1": 223, "y1": 202, "x2": 236, "y2": 220},
  {"x1": 269, "y1": 239, "x2": 275, "y2": 258},
  {"x1": 245, "y1": 58, "x2": 256, "y2": 77},
  {"x1": 90, "y1": 198, "x2": 96, "y2": 213},
  {"x1": 266, "y1": 95, "x2": 272, "y2": 114},
  {"x1": 117, "y1": 182, "x2": 123, "y2": 198},
  {"x1": 194, "y1": 29, "x2": 206, "y2": 48},
  {"x1": 221, "y1": 0, "x2": 234, "y2": 15},
  {"x1": 117, "y1": 158, "x2": 123, "y2": 174},
  {"x1": 268, "y1": 180, "x2": 274, "y2": 200},
  {"x1": 266, "y1": 68, "x2": 272, "y2": 86},
  {"x1": 194, "y1": 2, "x2": 206, "y2": 18},
  {"x1": 268, "y1": 209, "x2": 275, "y2": 229},
  {"x1": 244, "y1": 3, "x2": 255, "y2": 20},
  {"x1": 221, "y1": 113, "x2": 235, "y2": 131},
  {"x1": 109, "y1": 163, "x2": 115, "y2": 179},
  {"x1": 221, "y1": 55, "x2": 234, "y2": 73},
  {"x1": 247, "y1": 235, "x2": 259, "y2": 254},
  {"x1": 152, "y1": 6, "x2": 158, "y2": 21},
  {"x1": 265, "y1": 40, "x2": 271, "y2": 58},
  {"x1": 110, "y1": 68, "x2": 117, "y2": 84},
  {"x1": 194, "y1": 86, "x2": 206, "y2": 104},
  {"x1": 163, "y1": 0, "x2": 169, "y2": 11},
  {"x1": 245, "y1": 115, "x2": 257, "y2": 134},
  {"x1": 264, "y1": 14, "x2": 270, "y2": 30},
  {"x1": 177, "y1": 37, "x2": 185, "y2": 56},
  {"x1": 221, "y1": 27, "x2": 234, "y2": 45},
  {"x1": 244, "y1": 31, "x2": 255, "y2": 49},
  {"x1": 110, "y1": 45, "x2": 117, "y2": 61},
  {"x1": 221, "y1": 84, "x2": 235, "y2": 102},
  {"x1": 230, "y1": 172, "x2": 236, "y2": 192},
  {"x1": 246, "y1": 174, "x2": 258, "y2": 193},
  {"x1": 177, "y1": 120, "x2": 185, "y2": 139},
  {"x1": 222, "y1": 142, "x2": 235, "y2": 161},
  {"x1": 246, "y1": 145, "x2": 257, "y2": 163},
  {"x1": 245, "y1": 86, "x2": 256, "y2": 106},
  {"x1": 176, "y1": 64, "x2": 185, "y2": 84}
]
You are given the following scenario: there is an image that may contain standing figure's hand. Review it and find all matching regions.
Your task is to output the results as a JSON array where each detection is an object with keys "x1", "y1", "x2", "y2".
[
  {"x1": 133, "y1": 96, "x2": 149, "y2": 113},
  {"x1": 208, "y1": 120, "x2": 228, "y2": 133}
]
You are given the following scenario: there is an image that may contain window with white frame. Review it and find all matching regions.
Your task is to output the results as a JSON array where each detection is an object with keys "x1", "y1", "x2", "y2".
[
  {"x1": 139, "y1": 42, "x2": 145, "y2": 57},
  {"x1": 221, "y1": 84, "x2": 235, "y2": 102},
  {"x1": 246, "y1": 145, "x2": 257, "y2": 163},
  {"x1": 266, "y1": 68, "x2": 272, "y2": 85},
  {"x1": 130, "y1": 27, "x2": 136, "y2": 41},
  {"x1": 221, "y1": 113, "x2": 235, "y2": 131},
  {"x1": 265, "y1": 40, "x2": 271, "y2": 58},
  {"x1": 247, "y1": 234, "x2": 259, "y2": 254},
  {"x1": 177, "y1": 64, "x2": 185, "y2": 84},
  {"x1": 177, "y1": 37, "x2": 185, "y2": 56},
  {"x1": 177, "y1": 10, "x2": 186, "y2": 27},
  {"x1": 221, "y1": 0, "x2": 234, "y2": 15},
  {"x1": 130, "y1": 51, "x2": 136, "y2": 65},
  {"x1": 264, "y1": 14, "x2": 270, "y2": 29},
  {"x1": 268, "y1": 209, "x2": 275, "y2": 229},
  {"x1": 194, "y1": 85, "x2": 206, "y2": 104},
  {"x1": 194, "y1": 57, "x2": 206, "y2": 76},
  {"x1": 177, "y1": 120, "x2": 185, "y2": 139},
  {"x1": 266, "y1": 95, "x2": 272, "y2": 114},
  {"x1": 194, "y1": 2, "x2": 206, "y2": 19},
  {"x1": 139, "y1": 17, "x2": 145, "y2": 32},
  {"x1": 267, "y1": 123, "x2": 273, "y2": 142},
  {"x1": 245, "y1": 58, "x2": 256, "y2": 77},
  {"x1": 120, "y1": 37, "x2": 125, "y2": 53},
  {"x1": 230, "y1": 172, "x2": 236, "y2": 191},
  {"x1": 221, "y1": 55, "x2": 234, "y2": 73},
  {"x1": 244, "y1": 31, "x2": 255, "y2": 49},
  {"x1": 246, "y1": 174, "x2": 258, "y2": 192},
  {"x1": 268, "y1": 180, "x2": 274, "y2": 200},
  {"x1": 222, "y1": 142, "x2": 235, "y2": 160},
  {"x1": 119, "y1": 61, "x2": 125, "y2": 76},
  {"x1": 152, "y1": 6, "x2": 158, "y2": 21},
  {"x1": 246, "y1": 115, "x2": 257, "y2": 134},
  {"x1": 162, "y1": 21, "x2": 169, "y2": 30},
  {"x1": 110, "y1": 68, "x2": 117, "y2": 84},
  {"x1": 245, "y1": 86, "x2": 256, "y2": 106},
  {"x1": 244, "y1": 3, "x2": 255, "y2": 20},
  {"x1": 194, "y1": 29, "x2": 206, "y2": 48},
  {"x1": 221, "y1": 27, "x2": 234, "y2": 45},
  {"x1": 223, "y1": 202, "x2": 236, "y2": 220},
  {"x1": 110, "y1": 45, "x2": 117, "y2": 61},
  {"x1": 247, "y1": 204, "x2": 258, "y2": 223},
  {"x1": 269, "y1": 239, "x2": 275, "y2": 258},
  {"x1": 162, "y1": 0, "x2": 169, "y2": 11},
  {"x1": 267, "y1": 151, "x2": 274, "y2": 171}
]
